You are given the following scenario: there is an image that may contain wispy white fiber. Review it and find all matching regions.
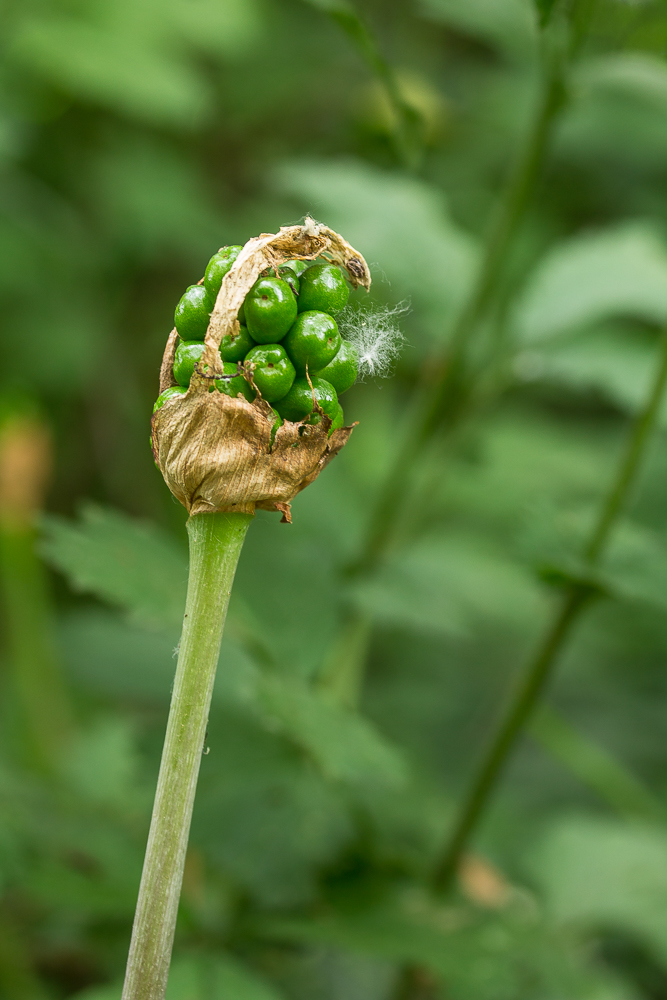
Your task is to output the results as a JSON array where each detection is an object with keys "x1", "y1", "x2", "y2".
[{"x1": 339, "y1": 302, "x2": 408, "y2": 380}]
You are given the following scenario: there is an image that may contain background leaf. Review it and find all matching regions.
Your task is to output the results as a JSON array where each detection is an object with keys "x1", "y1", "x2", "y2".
[
  {"x1": 531, "y1": 816, "x2": 667, "y2": 965},
  {"x1": 513, "y1": 224, "x2": 667, "y2": 344},
  {"x1": 41, "y1": 504, "x2": 187, "y2": 631}
]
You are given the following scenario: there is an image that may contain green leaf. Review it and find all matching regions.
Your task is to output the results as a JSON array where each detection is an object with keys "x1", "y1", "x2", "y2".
[
  {"x1": 47, "y1": 506, "x2": 404, "y2": 790},
  {"x1": 25, "y1": 821, "x2": 143, "y2": 919},
  {"x1": 531, "y1": 815, "x2": 667, "y2": 965},
  {"x1": 166, "y1": 955, "x2": 286, "y2": 1000},
  {"x1": 604, "y1": 520, "x2": 667, "y2": 612},
  {"x1": 514, "y1": 224, "x2": 667, "y2": 344},
  {"x1": 40, "y1": 504, "x2": 187, "y2": 631},
  {"x1": 92, "y1": 134, "x2": 223, "y2": 259},
  {"x1": 521, "y1": 324, "x2": 665, "y2": 420},
  {"x1": 530, "y1": 706, "x2": 666, "y2": 823},
  {"x1": 59, "y1": 609, "x2": 178, "y2": 701},
  {"x1": 10, "y1": 16, "x2": 211, "y2": 127},
  {"x1": 264, "y1": 887, "x2": 636, "y2": 1000},
  {"x1": 166, "y1": 0, "x2": 262, "y2": 59},
  {"x1": 195, "y1": 710, "x2": 352, "y2": 906},
  {"x1": 558, "y1": 53, "x2": 667, "y2": 168},
  {"x1": 254, "y1": 675, "x2": 409, "y2": 787},
  {"x1": 274, "y1": 158, "x2": 479, "y2": 342},
  {"x1": 62, "y1": 716, "x2": 144, "y2": 809},
  {"x1": 533, "y1": 0, "x2": 558, "y2": 26},
  {"x1": 233, "y1": 512, "x2": 342, "y2": 680},
  {"x1": 351, "y1": 535, "x2": 546, "y2": 636},
  {"x1": 75, "y1": 953, "x2": 286, "y2": 1000},
  {"x1": 576, "y1": 53, "x2": 667, "y2": 117},
  {"x1": 419, "y1": 0, "x2": 538, "y2": 61}
]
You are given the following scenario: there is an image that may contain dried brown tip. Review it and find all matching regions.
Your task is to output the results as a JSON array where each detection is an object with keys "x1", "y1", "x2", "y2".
[{"x1": 0, "y1": 415, "x2": 51, "y2": 528}]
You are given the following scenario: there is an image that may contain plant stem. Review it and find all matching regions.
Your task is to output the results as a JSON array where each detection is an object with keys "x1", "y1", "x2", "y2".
[
  {"x1": 431, "y1": 325, "x2": 667, "y2": 892},
  {"x1": 351, "y1": 63, "x2": 565, "y2": 578},
  {"x1": 328, "y1": 34, "x2": 567, "y2": 711},
  {"x1": 0, "y1": 519, "x2": 74, "y2": 773},
  {"x1": 312, "y1": 1, "x2": 423, "y2": 169},
  {"x1": 122, "y1": 511, "x2": 252, "y2": 1000},
  {"x1": 529, "y1": 705, "x2": 666, "y2": 823},
  {"x1": 0, "y1": 412, "x2": 73, "y2": 773},
  {"x1": 317, "y1": 609, "x2": 372, "y2": 709}
]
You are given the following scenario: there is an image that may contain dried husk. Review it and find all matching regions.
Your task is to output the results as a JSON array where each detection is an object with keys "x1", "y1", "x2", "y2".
[{"x1": 151, "y1": 220, "x2": 371, "y2": 521}]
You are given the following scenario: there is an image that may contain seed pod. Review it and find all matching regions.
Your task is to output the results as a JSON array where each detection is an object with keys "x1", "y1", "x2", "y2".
[{"x1": 151, "y1": 219, "x2": 371, "y2": 522}]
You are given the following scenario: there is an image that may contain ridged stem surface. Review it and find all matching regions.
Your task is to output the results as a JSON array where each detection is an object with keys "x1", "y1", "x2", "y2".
[{"x1": 122, "y1": 511, "x2": 251, "y2": 1000}]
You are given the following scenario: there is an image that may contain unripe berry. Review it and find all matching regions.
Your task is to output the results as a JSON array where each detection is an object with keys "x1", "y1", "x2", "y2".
[
  {"x1": 244, "y1": 276, "x2": 297, "y2": 343},
  {"x1": 312, "y1": 339, "x2": 358, "y2": 394},
  {"x1": 245, "y1": 343, "x2": 295, "y2": 402},
  {"x1": 215, "y1": 362, "x2": 255, "y2": 402},
  {"x1": 153, "y1": 386, "x2": 187, "y2": 412},
  {"x1": 283, "y1": 311, "x2": 341, "y2": 373},
  {"x1": 219, "y1": 324, "x2": 255, "y2": 363},
  {"x1": 274, "y1": 376, "x2": 338, "y2": 422},
  {"x1": 173, "y1": 341, "x2": 205, "y2": 387},
  {"x1": 204, "y1": 246, "x2": 243, "y2": 298},
  {"x1": 297, "y1": 263, "x2": 349, "y2": 315},
  {"x1": 174, "y1": 285, "x2": 213, "y2": 341}
]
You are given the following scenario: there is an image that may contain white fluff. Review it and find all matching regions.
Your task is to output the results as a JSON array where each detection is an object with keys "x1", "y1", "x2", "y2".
[{"x1": 339, "y1": 302, "x2": 407, "y2": 380}]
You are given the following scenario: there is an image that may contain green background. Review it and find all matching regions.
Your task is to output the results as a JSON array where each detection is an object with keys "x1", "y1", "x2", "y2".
[{"x1": 3, "y1": 0, "x2": 667, "y2": 997}]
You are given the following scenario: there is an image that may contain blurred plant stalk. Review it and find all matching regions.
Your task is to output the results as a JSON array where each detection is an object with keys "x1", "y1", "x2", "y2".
[
  {"x1": 432, "y1": 323, "x2": 667, "y2": 891},
  {"x1": 122, "y1": 511, "x2": 251, "y2": 1000},
  {"x1": 393, "y1": 323, "x2": 667, "y2": 999},
  {"x1": 352, "y1": 30, "x2": 572, "y2": 577},
  {"x1": 304, "y1": 0, "x2": 424, "y2": 168},
  {"x1": 0, "y1": 905, "x2": 50, "y2": 1000},
  {"x1": 322, "y1": 1, "x2": 592, "y2": 710},
  {"x1": 0, "y1": 408, "x2": 74, "y2": 773},
  {"x1": 529, "y1": 704, "x2": 667, "y2": 824}
]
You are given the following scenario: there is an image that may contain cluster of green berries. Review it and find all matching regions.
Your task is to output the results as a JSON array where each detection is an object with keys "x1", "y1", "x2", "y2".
[{"x1": 153, "y1": 245, "x2": 359, "y2": 435}]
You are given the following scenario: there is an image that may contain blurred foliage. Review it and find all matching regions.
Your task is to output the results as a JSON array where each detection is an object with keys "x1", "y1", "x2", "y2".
[{"x1": 3, "y1": 0, "x2": 667, "y2": 997}]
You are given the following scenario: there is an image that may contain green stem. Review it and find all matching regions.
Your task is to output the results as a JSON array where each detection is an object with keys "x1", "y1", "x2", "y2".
[
  {"x1": 0, "y1": 518, "x2": 74, "y2": 773},
  {"x1": 0, "y1": 905, "x2": 49, "y2": 1000},
  {"x1": 122, "y1": 511, "x2": 252, "y2": 1000},
  {"x1": 317, "y1": 609, "x2": 372, "y2": 709},
  {"x1": 530, "y1": 705, "x2": 666, "y2": 823},
  {"x1": 315, "y1": 1, "x2": 423, "y2": 168},
  {"x1": 432, "y1": 325, "x2": 667, "y2": 893},
  {"x1": 351, "y1": 63, "x2": 565, "y2": 578}
]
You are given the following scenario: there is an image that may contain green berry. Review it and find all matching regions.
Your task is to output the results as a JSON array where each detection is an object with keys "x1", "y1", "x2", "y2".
[
  {"x1": 282, "y1": 259, "x2": 310, "y2": 277},
  {"x1": 269, "y1": 406, "x2": 283, "y2": 446},
  {"x1": 330, "y1": 402, "x2": 345, "y2": 434},
  {"x1": 274, "y1": 376, "x2": 338, "y2": 422},
  {"x1": 297, "y1": 263, "x2": 349, "y2": 315},
  {"x1": 204, "y1": 246, "x2": 243, "y2": 298},
  {"x1": 305, "y1": 400, "x2": 345, "y2": 435},
  {"x1": 283, "y1": 310, "x2": 341, "y2": 373},
  {"x1": 215, "y1": 362, "x2": 255, "y2": 401},
  {"x1": 173, "y1": 341, "x2": 206, "y2": 387},
  {"x1": 153, "y1": 386, "x2": 187, "y2": 412},
  {"x1": 244, "y1": 276, "x2": 297, "y2": 344},
  {"x1": 174, "y1": 285, "x2": 213, "y2": 341},
  {"x1": 277, "y1": 264, "x2": 300, "y2": 296},
  {"x1": 238, "y1": 301, "x2": 246, "y2": 324},
  {"x1": 312, "y1": 340, "x2": 358, "y2": 394},
  {"x1": 219, "y1": 323, "x2": 255, "y2": 363},
  {"x1": 245, "y1": 343, "x2": 295, "y2": 403}
]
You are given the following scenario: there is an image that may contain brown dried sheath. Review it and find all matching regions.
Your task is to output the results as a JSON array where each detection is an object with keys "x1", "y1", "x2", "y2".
[{"x1": 151, "y1": 219, "x2": 370, "y2": 521}]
